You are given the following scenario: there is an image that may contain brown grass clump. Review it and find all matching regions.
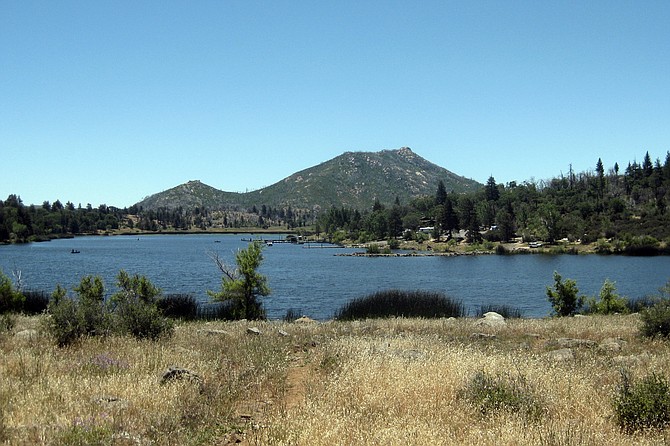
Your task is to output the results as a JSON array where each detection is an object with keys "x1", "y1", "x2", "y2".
[{"x1": 1, "y1": 314, "x2": 670, "y2": 445}]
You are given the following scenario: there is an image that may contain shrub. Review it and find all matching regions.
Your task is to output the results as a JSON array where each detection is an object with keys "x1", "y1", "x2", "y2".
[
  {"x1": 73, "y1": 276, "x2": 110, "y2": 337},
  {"x1": 463, "y1": 370, "x2": 544, "y2": 420},
  {"x1": 21, "y1": 290, "x2": 50, "y2": 315},
  {"x1": 335, "y1": 289, "x2": 465, "y2": 320},
  {"x1": 595, "y1": 238, "x2": 613, "y2": 254},
  {"x1": 46, "y1": 296, "x2": 85, "y2": 347},
  {"x1": 0, "y1": 271, "x2": 24, "y2": 314},
  {"x1": 626, "y1": 295, "x2": 658, "y2": 313},
  {"x1": 495, "y1": 244, "x2": 508, "y2": 255},
  {"x1": 115, "y1": 299, "x2": 173, "y2": 341},
  {"x1": 45, "y1": 280, "x2": 112, "y2": 347},
  {"x1": 415, "y1": 232, "x2": 429, "y2": 244},
  {"x1": 366, "y1": 243, "x2": 381, "y2": 254},
  {"x1": 387, "y1": 238, "x2": 400, "y2": 250},
  {"x1": 46, "y1": 272, "x2": 172, "y2": 345},
  {"x1": 613, "y1": 370, "x2": 670, "y2": 433},
  {"x1": 158, "y1": 293, "x2": 198, "y2": 320},
  {"x1": 111, "y1": 271, "x2": 173, "y2": 340},
  {"x1": 624, "y1": 235, "x2": 660, "y2": 256},
  {"x1": 584, "y1": 279, "x2": 628, "y2": 315},
  {"x1": 546, "y1": 271, "x2": 584, "y2": 317},
  {"x1": 640, "y1": 299, "x2": 670, "y2": 338}
]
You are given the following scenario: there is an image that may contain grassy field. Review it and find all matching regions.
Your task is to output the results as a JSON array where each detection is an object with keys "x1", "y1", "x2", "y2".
[{"x1": 1, "y1": 314, "x2": 669, "y2": 445}]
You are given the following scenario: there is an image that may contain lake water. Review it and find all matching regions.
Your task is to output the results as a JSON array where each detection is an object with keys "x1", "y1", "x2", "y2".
[{"x1": 1, "y1": 234, "x2": 669, "y2": 320}]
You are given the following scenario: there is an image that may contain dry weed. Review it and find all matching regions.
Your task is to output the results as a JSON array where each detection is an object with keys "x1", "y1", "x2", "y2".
[{"x1": 1, "y1": 315, "x2": 669, "y2": 445}]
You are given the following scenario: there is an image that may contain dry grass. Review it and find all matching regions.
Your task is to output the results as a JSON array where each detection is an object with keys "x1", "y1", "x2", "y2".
[{"x1": 1, "y1": 314, "x2": 669, "y2": 445}]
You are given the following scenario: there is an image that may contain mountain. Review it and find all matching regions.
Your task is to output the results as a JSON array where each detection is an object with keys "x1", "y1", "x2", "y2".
[
  {"x1": 134, "y1": 180, "x2": 245, "y2": 211},
  {"x1": 134, "y1": 147, "x2": 481, "y2": 212}
]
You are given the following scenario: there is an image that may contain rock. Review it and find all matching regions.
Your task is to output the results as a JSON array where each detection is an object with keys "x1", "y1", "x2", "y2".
[
  {"x1": 111, "y1": 431, "x2": 143, "y2": 445},
  {"x1": 93, "y1": 395, "x2": 129, "y2": 410},
  {"x1": 198, "y1": 329, "x2": 228, "y2": 336},
  {"x1": 278, "y1": 330, "x2": 290, "y2": 337},
  {"x1": 246, "y1": 327, "x2": 262, "y2": 335},
  {"x1": 14, "y1": 329, "x2": 38, "y2": 339},
  {"x1": 223, "y1": 432, "x2": 249, "y2": 445},
  {"x1": 545, "y1": 348, "x2": 574, "y2": 362},
  {"x1": 294, "y1": 316, "x2": 317, "y2": 324},
  {"x1": 475, "y1": 312, "x2": 506, "y2": 328},
  {"x1": 599, "y1": 338, "x2": 627, "y2": 352},
  {"x1": 160, "y1": 366, "x2": 203, "y2": 390},
  {"x1": 612, "y1": 352, "x2": 651, "y2": 366},
  {"x1": 471, "y1": 332, "x2": 497, "y2": 339},
  {"x1": 548, "y1": 338, "x2": 597, "y2": 349},
  {"x1": 483, "y1": 312, "x2": 505, "y2": 320}
]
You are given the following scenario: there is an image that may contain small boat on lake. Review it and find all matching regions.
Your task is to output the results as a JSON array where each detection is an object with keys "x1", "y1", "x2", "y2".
[{"x1": 70, "y1": 249, "x2": 80, "y2": 254}]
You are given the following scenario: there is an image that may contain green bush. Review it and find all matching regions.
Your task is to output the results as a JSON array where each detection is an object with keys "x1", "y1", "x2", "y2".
[
  {"x1": 623, "y1": 235, "x2": 660, "y2": 256},
  {"x1": 546, "y1": 271, "x2": 584, "y2": 316},
  {"x1": 613, "y1": 371, "x2": 670, "y2": 433},
  {"x1": 45, "y1": 280, "x2": 112, "y2": 347},
  {"x1": 46, "y1": 296, "x2": 85, "y2": 347},
  {"x1": 495, "y1": 244, "x2": 508, "y2": 255},
  {"x1": 584, "y1": 279, "x2": 628, "y2": 315},
  {"x1": 111, "y1": 271, "x2": 173, "y2": 340},
  {"x1": 463, "y1": 370, "x2": 544, "y2": 420},
  {"x1": 335, "y1": 289, "x2": 465, "y2": 320},
  {"x1": 115, "y1": 299, "x2": 173, "y2": 341},
  {"x1": 366, "y1": 243, "x2": 381, "y2": 254},
  {"x1": 640, "y1": 298, "x2": 670, "y2": 338},
  {"x1": 73, "y1": 276, "x2": 111, "y2": 337},
  {"x1": 0, "y1": 271, "x2": 24, "y2": 314},
  {"x1": 46, "y1": 272, "x2": 172, "y2": 346}
]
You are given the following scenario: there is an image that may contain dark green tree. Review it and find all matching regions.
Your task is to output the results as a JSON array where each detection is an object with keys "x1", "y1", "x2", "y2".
[
  {"x1": 546, "y1": 271, "x2": 584, "y2": 316},
  {"x1": 435, "y1": 180, "x2": 447, "y2": 206},
  {"x1": 442, "y1": 196, "x2": 459, "y2": 238},
  {"x1": 485, "y1": 176, "x2": 500, "y2": 202},
  {"x1": 459, "y1": 196, "x2": 481, "y2": 243}
]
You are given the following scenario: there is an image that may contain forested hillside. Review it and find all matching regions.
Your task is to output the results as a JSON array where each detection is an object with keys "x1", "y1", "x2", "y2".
[
  {"x1": 2, "y1": 150, "x2": 670, "y2": 251},
  {"x1": 316, "y1": 151, "x2": 670, "y2": 252}
]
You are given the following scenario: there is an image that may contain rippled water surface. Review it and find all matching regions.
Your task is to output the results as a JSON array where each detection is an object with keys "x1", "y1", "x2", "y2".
[{"x1": 1, "y1": 234, "x2": 670, "y2": 319}]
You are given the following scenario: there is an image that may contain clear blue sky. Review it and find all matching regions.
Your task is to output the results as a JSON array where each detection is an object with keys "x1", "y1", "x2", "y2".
[{"x1": 2, "y1": 1, "x2": 669, "y2": 208}]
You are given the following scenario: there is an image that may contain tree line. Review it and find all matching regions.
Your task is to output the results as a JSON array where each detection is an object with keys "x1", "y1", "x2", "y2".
[
  {"x1": 316, "y1": 150, "x2": 670, "y2": 249},
  {"x1": 0, "y1": 196, "x2": 124, "y2": 243},
  {"x1": 0, "y1": 197, "x2": 314, "y2": 243},
  {"x1": 2, "y1": 150, "x2": 670, "y2": 246}
]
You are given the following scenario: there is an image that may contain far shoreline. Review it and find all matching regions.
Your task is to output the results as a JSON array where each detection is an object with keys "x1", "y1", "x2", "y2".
[{"x1": 4, "y1": 229, "x2": 670, "y2": 256}]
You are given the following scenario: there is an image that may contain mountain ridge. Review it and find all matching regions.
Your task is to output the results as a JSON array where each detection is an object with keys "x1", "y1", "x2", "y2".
[{"x1": 134, "y1": 147, "x2": 481, "y2": 211}]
